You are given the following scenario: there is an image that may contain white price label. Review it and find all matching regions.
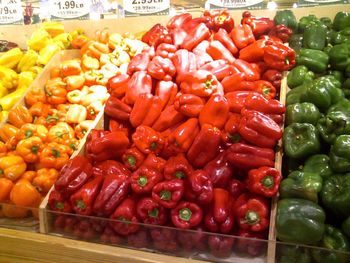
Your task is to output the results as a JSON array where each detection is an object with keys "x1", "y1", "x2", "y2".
[
  {"x1": 50, "y1": 0, "x2": 90, "y2": 20},
  {"x1": 123, "y1": 0, "x2": 170, "y2": 16},
  {"x1": 0, "y1": 0, "x2": 22, "y2": 25},
  {"x1": 209, "y1": 0, "x2": 263, "y2": 9}
]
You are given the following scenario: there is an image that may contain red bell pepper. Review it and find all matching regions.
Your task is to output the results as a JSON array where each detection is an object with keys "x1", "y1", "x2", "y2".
[
  {"x1": 262, "y1": 69, "x2": 282, "y2": 90},
  {"x1": 107, "y1": 74, "x2": 130, "y2": 98},
  {"x1": 155, "y1": 43, "x2": 178, "y2": 59},
  {"x1": 241, "y1": 11, "x2": 275, "y2": 38},
  {"x1": 204, "y1": 151, "x2": 233, "y2": 188},
  {"x1": 234, "y1": 193, "x2": 270, "y2": 232},
  {"x1": 177, "y1": 226, "x2": 207, "y2": 251},
  {"x1": 152, "y1": 179, "x2": 184, "y2": 209},
  {"x1": 213, "y1": 28, "x2": 238, "y2": 56},
  {"x1": 141, "y1": 153, "x2": 166, "y2": 174},
  {"x1": 104, "y1": 96, "x2": 132, "y2": 121},
  {"x1": 167, "y1": 13, "x2": 192, "y2": 31},
  {"x1": 226, "y1": 143, "x2": 275, "y2": 169},
  {"x1": 131, "y1": 166, "x2": 163, "y2": 194},
  {"x1": 110, "y1": 198, "x2": 139, "y2": 236},
  {"x1": 221, "y1": 72, "x2": 246, "y2": 93},
  {"x1": 136, "y1": 197, "x2": 167, "y2": 225},
  {"x1": 199, "y1": 94, "x2": 229, "y2": 129},
  {"x1": 142, "y1": 23, "x2": 172, "y2": 48},
  {"x1": 86, "y1": 130, "x2": 129, "y2": 162},
  {"x1": 225, "y1": 91, "x2": 260, "y2": 113},
  {"x1": 200, "y1": 59, "x2": 237, "y2": 81},
  {"x1": 125, "y1": 71, "x2": 152, "y2": 105},
  {"x1": 263, "y1": 42, "x2": 296, "y2": 71},
  {"x1": 187, "y1": 124, "x2": 222, "y2": 168},
  {"x1": 132, "y1": 125, "x2": 164, "y2": 155},
  {"x1": 122, "y1": 147, "x2": 145, "y2": 171},
  {"x1": 244, "y1": 93, "x2": 285, "y2": 114},
  {"x1": 130, "y1": 94, "x2": 163, "y2": 128},
  {"x1": 164, "y1": 153, "x2": 193, "y2": 180},
  {"x1": 238, "y1": 39, "x2": 267, "y2": 63},
  {"x1": 172, "y1": 49, "x2": 198, "y2": 83},
  {"x1": 152, "y1": 105, "x2": 185, "y2": 132},
  {"x1": 232, "y1": 59, "x2": 260, "y2": 81},
  {"x1": 70, "y1": 175, "x2": 103, "y2": 216},
  {"x1": 155, "y1": 80, "x2": 178, "y2": 110},
  {"x1": 221, "y1": 113, "x2": 242, "y2": 145},
  {"x1": 231, "y1": 24, "x2": 255, "y2": 50},
  {"x1": 247, "y1": 166, "x2": 282, "y2": 197},
  {"x1": 268, "y1": 24, "x2": 293, "y2": 43},
  {"x1": 171, "y1": 201, "x2": 203, "y2": 229},
  {"x1": 92, "y1": 160, "x2": 130, "y2": 178},
  {"x1": 193, "y1": 40, "x2": 214, "y2": 67},
  {"x1": 127, "y1": 53, "x2": 150, "y2": 75},
  {"x1": 151, "y1": 227, "x2": 178, "y2": 252},
  {"x1": 100, "y1": 226, "x2": 123, "y2": 245},
  {"x1": 48, "y1": 189, "x2": 72, "y2": 213},
  {"x1": 181, "y1": 23, "x2": 211, "y2": 51},
  {"x1": 127, "y1": 229, "x2": 149, "y2": 249},
  {"x1": 73, "y1": 219, "x2": 97, "y2": 240},
  {"x1": 147, "y1": 56, "x2": 176, "y2": 81},
  {"x1": 207, "y1": 40, "x2": 235, "y2": 64},
  {"x1": 235, "y1": 229, "x2": 267, "y2": 256},
  {"x1": 208, "y1": 236, "x2": 234, "y2": 258},
  {"x1": 253, "y1": 80, "x2": 276, "y2": 99},
  {"x1": 202, "y1": 9, "x2": 234, "y2": 33},
  {"x1": 185, "y1": 169, "x2": 213, "y2": 205},
  {"x1": 93, "y1": 173, "x2": 130, "y2": 216},
  {"x1": 173, "y1": 93, "x2": 204, "y2": 118},
  {"x1": 108, "y1": 119, "x2": 131, "y2": 137},
  {"x1": 54, "y1": 156, "x2": 93, "y2": 197},
  {"x1": 238, "y1": 110, "x2": 282, "y2": 148},
  {"x1": 228, "y1": 179, "x2": 246, "y2": 199}
]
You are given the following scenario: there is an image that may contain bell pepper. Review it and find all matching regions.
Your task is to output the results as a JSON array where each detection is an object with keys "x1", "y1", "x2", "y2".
[
  {"x1": 203, "y1": 151, "x2": 233, "y2": 188},
  {"x1": 27, "y1": 28, "x2": 51, "y2": 51},
  {"x1": 207, "y1": 40, "x2": 235, "y2": 64},
  {"x1": 38, "y1": 142, "x2": 69, "y2": 170},
  {"x1": 125, "y1": 71, "x2": 152, "y2": 105},
  {"x1": 104, "y1": 96, "x2": 132, "y2": 121},
  {"x1": 199, "y1": 94, "x2": 229, "y2": 129},
  {"x1": 18, "y1": 50, "x2": 39, "y2": 73},
  {"x1": 174, "y1": 94, "x2": 204, "y2": 118},
  {"x1": 171, "y1": 201, "x2": 203, "y2": 229},
  {"x1": 152, "y1": 105, "x2": 185, "y2": 132},
  {"x1": 208, "y1": 235, "x2": 234, "y2": 258},
  {"x1": 274, "y1": 10, "x2": 298, "y2": 32},
  {"x1": 262, "y1": 69, "x2": 282, "y2": 91},
  {"x1": 131, "y1": 166, "x2": 163, "y2": 194},
  {"x1": 330, "y1": 135, "x2": 350, "y2": 172},
  {"x1": 283, "y1": 123, "x2": 320, "y2": 159},
  {"x1": 286, "y1": 102, "x2": 321, "y2": 126},
  {"x1": 152, "y1": 179, "x2": 184, "y2": 209},
  {"x1": 202, "y1": 9, "x2": 234, "y2": 32},
  {"x1": 221, "y1": 113, "x2": 242, "y2": 145},
  {"x1": 238, "y1": 39, "x2": 266, "y2": 63},
  {"x1": 227, "y1": 143, "x2": 275, "y2": 169},
  {"x1": 141, "y1": 153, "x2": 166, "y2": 174},
  {"x1": 252, "y1": 80, "x2": 276, "y2": 99},
  {"x1": 81, "y1": 41, "x2": 110, "y2": 60},
  {"x1": 333, "y1": 12, "x2": 350, "y2": 31},
  {"x1": 225, "y1": 91, "x2": 258, "y2": 113},
  {"x1": 147, "y1": 56, "x2": 176, "y2": 81},
  {"x1": 329, "y1": 43, "x2": 350, "y2": 71},
  {"x1": 155, "y1": 43, "x2": 177, "y2": 59},
  {"x1": 241, "y1": 11, "x2": 274, "y2": 38},
  {"x1": 167, "y1": 13, "x2": 192, "y2": 30},
  {"x1": 132, "y1": 125, "x2": 164, "y2": 155},
  {"x1": 232, "y1": 59, "x2": 260, "y2": 81},
  {"x1": 193, "y1": 41, "x2": 214, "y2": 68},
  {"x1": 29, "y1": 102, "x2": 51, "y2": 119},
  {"x1": 303, "y1": 154, "x2": 332, "y2": 179},
  {"x1": 163, "y1": 153, "x2": 193, "y2": 181},
  {"x1": 44, "y1": 80, "x2": 67, "y2": 105},
  {"x1": 0, "y1": 47, "x2": 23, "y2": 69},
  {"x1": 230, "y1": 24, "x2": 255, "y2": 50},
  {"x1": 297, "y1": 14, "x2": 318, "y2": 33},
  {"x1": 277, "y1": 244, "x2": 312, "y2": 263},
  {"x1": 107, "y1": 74, "x2": 129, "y2": 99},
  {"x1": 10, "y1": 179, "x2": 42, "y2": 208},
  {"x1": 263, "y1": 42, "x2": 296, "y2": 71},
  {"x1": 268, "y1": 24, "x2": 293, "y2": 43},
  {"x1": 110, "y1": 198, "x2": 139, "y2": 236},
  {"x1": 239, "y1": 110, "x2": 282, "y2": 148},
  {"x1": 234, "y1": 193, "x2": 269, "y2": 232},
  {"x1": 47, "y1": 122, "x2": 74, "y2": 145},
  {"x1": 7, "y1": 105, "x2": 33, "y2": 128},
  {"x1": 122, "y1": 147, "x2": 145, "y2": 171},
  {"x1": 0, "y1": 155, "x2": 26, "y2": 182},
  {"x1": 343, "y1": 217, "x2": 350, "y2": 238},
  {"x1": 130, "y1": 94, "x2": 163, "y2": 128},
  {"x1": 155, "y1": 81, "x2": 178, "y2": 110},
  {"x1": 204, "y1": 188, "x2": 234, "y2": 234},
  {"x1": 296, "y1": 49, "x2": 329, "y2": 73},
  {"x1": 177, "y1": 226, "x2": 206, "y2": 251},
  {"x1": 213, "y1": 28, "x2": 238, "y2": 55},
  {"x1": 65, "y1": 104, "x2": 87, "y2": 124},
  {"x1": 247, "y1": 166, "x2": 281, "y2": 198},
  {"x1": 235, "y1": 229, "x2": 266, "y2": 257},
  {"x1": 48, "y1": 189, "x2": 72, "y2": 213},
  {"x1": 287, "y1": 65, "x2": 315, "y2": 89},
  {"x1": 302, "y1": 20, "x2": 327, "y2": 50},
  {"x1": 151, "y1": 227, "x2": 178, "y2": 252},
  {"x1": 136, "y1": 197, "x2": 167, "y2": 225},
  {"x1": 0, "y1": 178, "x2": 13, "y2": 202},
  {"x1": 16, "y1": 136, "x2": 43, "y2": 163},
  {"x1": 331, "y1": 28, "x2": 350, "y2": 45},
  {"x1": 0, "y1": 88, "x2": 26, "y2": 112},
  {"x1": 32, "y1": 168, "x2": 58, "y2": 194},
  {"x1": 200, "y1": 59, "x2": 236, "y2": 81},
  {"x1": 142, "y1": 23, "x2": 172, "y2": 48},
  {"x1": 0, "y1": 124, "x2": 18, "y2": 143},
  {"x1": 37, "y1": 43, "x2": 61, "y2": 65},
  {"x1": 185, "y1": 169, "x2": 213, "y2": 205},
  {"x1": 172, "y1": 49, "x2": 198, "y2": 83},
  {"x1": 25, "y1": 87, "x2": 46, "y2": 107},
  {"x1": 0, "y1": 66, "x2": 18, "y2": 90},
  {"x1": 181, "y1": 23, "x2": 211, "y2": 51}
]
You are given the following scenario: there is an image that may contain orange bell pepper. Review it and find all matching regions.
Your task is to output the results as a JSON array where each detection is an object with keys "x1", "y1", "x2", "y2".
[
  {"x1": 10, "y1": 179, "x2": 42, "y2": 207},
  {"x1": 50, "y1": 67, "x2": 62, "y2": 79},
  {"x1": 81, "y1": 55, "x2": 100, "y2": 72},
  {"x1": 34, "y1": 114, "x2": 60, "y2": 129},
  {"x1": 63, "y1": 137, "x2": 80, "y2": 155},
  {"x1": 16, "y1": 136, "x2": 43, "y2": 163},
  {"x1": 8, "y1": 105, "x2": 33, "y2": 128},
  {"x1": 0, "y1": 178, "x2": 13, "y2": 202},
  {"x1": 15, "y1": 123, "x2": 48, "y2": 142},
  {"x1": 33, "y1": 168, "x2": 59, "y2": 194},
  {"x1": 71, "y1": 34, "x2": 90, "y2": 49},
  {"x1": 74, "y1": 120, "x2": 93, "y2": 139},
  {"x1": 39, "y1": 142, "x2": 70, "y2": 170},
  {"x1": 84, "y1": 70, "x2": 107, "y2": 86},
  {"x1": 0, "y1": 124, "x2": 18, "y2": 142},
  {"x1": 21, "y1": 171, "x2": 37, "y2": 182},
  {"x1": 64, "y1": 75, "x2": 85, "y2": 91},
  {"x1": 81, "y1": 41, "x2": 110, "y2": 59},
  {"x1": 25, "y1": 88, "x2": 46, "y2": 107},
  {"x1": 0, "y1": 141, "x2": 7, "y2": 157},
  {"x1": 94, "y1": 29, "x2": 110, "y2": 44},
  {"x1": 0, "y1": 155, "x2": 27, "y2": 181},
  {"x1": 60, "y1": 59, "x2": 82, "y2": 77},
  {"x1": 5, "y1": 136, "x2": 18, "y2": 152},
  {"x1": 47, "y1": 122, "x2": 75, "y2": 144},
  {"x1": 44, "y1": 81, "x2": 67, "y2": 105},
  {"x1": 1, "y1": 203, "x2": 29, "y2": 218},
  {"x1": 29, "y1": 102, "x2": 52, "y2": 118}
]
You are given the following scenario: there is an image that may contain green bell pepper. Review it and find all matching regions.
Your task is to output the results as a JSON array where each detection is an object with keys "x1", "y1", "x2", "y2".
[
  {"x1": 298, "y1": 14, "x2": 318, "y2": 33},
  {"x1": 276, "y1": 198, "x2": 325, "y2": 245},
  {"x1": 332, "y1": 28, "x2": 350, "y2": 45},
  {"x1": 279, "y1": 171, "x2": 323, "y2": 203},
  {"x1": 321, "y1": 173, "x2": 350, "y2": 216},
  {"x1": 282, "y1": 156, "x2": 303, "y2": 175},
  {"x1": 286, "y1": 102, "x2": 320, "y2": 126},
  {"x1": 329, "y1": 43, "x2": 350, "y2": 71},
  {"x1": 286, "y1": 84, "x2": 307, "y2": 106},
  {"x1": 288, "y1": 34, "x2": 304, "y2": 52},
  {"x1": 274, "y1": 10, "x2": 298, "y2": 32},
  {"x1": 283, "y1": 123, "x2": 321, "y2": 159},
  {"x1": 312, "y1": 225, "x2": 350, "y2": 263},
  {"x1": 320, "y1": 17, "x2": 333, "y2": 30},
  {"x1": 330, "y1": 135, "x2": 350, "y2": 173},
  {"x1": 342, "y1": 217, "x2": 350, "y2": 239},
  {"x1": 287, "y1": 65, "x2": 315, "y2": 89},
  {"x1": 303, "y1": 20, "x2": 328, "y2": 50},
  {"x1": 333, "y1": 12, "x2": 350, "y2": 31},
  {"x1": 328, "y1": 70, "x2": 345, "y2": 84},
  {"x1": 278, "y1": 245, "x2": 312, "y2": 263},
  {"x1": 303, "y1": 154, "x2": 333, "y2": 179},
  {"x1": 296, "y1": 49, "x2": 329, "y2": 73},
  {"x1": 343, "y1": 78, "x2": 350, "y2": 98}
]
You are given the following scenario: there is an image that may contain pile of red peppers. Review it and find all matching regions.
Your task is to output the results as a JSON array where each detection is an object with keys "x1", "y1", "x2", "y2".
[{"x1": 48, "y1": 10, "x2": 294, "y2": 258}]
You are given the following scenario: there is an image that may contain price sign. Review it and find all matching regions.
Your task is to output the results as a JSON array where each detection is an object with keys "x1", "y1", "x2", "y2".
[
  {"x1": 0, "y1": 0, "x2": 23, "y2": 25},
  {"x1": 298, "y1": 0, "x2": 346, "y2": 6},
  {"x1": 123, "y1": 0, "x2": 170, "y2": 16},
  {"x1": 49, "y1": 0, "x2": 91, "y2": 20},
  {"x1": 209, "y1": 0, "x2": 263, "y2": 10}
]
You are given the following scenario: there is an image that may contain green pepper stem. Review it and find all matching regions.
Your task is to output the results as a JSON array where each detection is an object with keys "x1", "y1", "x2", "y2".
[
  {"x1": 76, "y1": 200, "x2": 86, "y2": 210},
  {"x1": 127, "y1": 155, "x2": 136, "y2": 168},
  {"x1": 160, "y1": 190, "x2": 172, "y2": 201},
  {"x1": 31, "y1": 145, "x2": 39, "y2": 154},
  {"x1": 150, "y1": 142, "x2": 158, "y2": 151},
  {"x1": 244, "y1": 210, "x2": 260, "y2": 225},
  {"x1": 261, "y1": 176, "x2": 274, "y2": 188},
  {"x1": 138, "y1": 175, "x2": 148, "y2": 187},
  {"x1": 174, "y1": 171, "x2": 185, "y2": 179},
  {"x1": 25, "y1": 130, "x2": 33, "y2": 138},
  {"x1": 148, "y1": 208, "x2": 159, "y2": 218},
  {"x1": 179, "y1": 208, "x2": 192, "y2": 221},
  {"x1": 55, "y1": 201, "x2": 64, "y2": 210}
]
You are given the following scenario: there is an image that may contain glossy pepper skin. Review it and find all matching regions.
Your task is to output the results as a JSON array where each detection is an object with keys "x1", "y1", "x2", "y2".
[
  {"x1": 199, "y1": 94, "x2": 229, "y2": 129},
  {"x1": 244, "y1": 93, "x2": 286, "y2": 115},
  {"x1": 274, "y1": 10, "x2": 298, "y2": 32},
  {"x1": 231, "y1": 24, "x2": 255, "y2": 50},
  {"x1": 48, "y1": 189, "x2": 72, "y2": 213},
  {"x1": 262, "y1": 69, "x2": 282, "y2": 90},
  {"x1": 104, "y1": 96, "x2": 132, "y2": 121},
  {"x1": 213, "y1": 28, "x2": 238, "y2": 55},
  {"x1": 303, "y1": 154, "x2": 332, "y2": 179},
  {"x1": 288, "y1": 34, "x2": 303, "y2": 52},
  {"x1": 163, "y1": 153, "x2": 193, "y2": 180},
  {"x1": 204, "y1": 151, "x2": 233, "y2": 188},
  {"x1": 202, "y1": 9, "x2": 234, "y2": 33},
  {"x1": 286, "y1": 102, "x2": 321, "y2": 126},
  {"x1": 174, "y1": 94, "x2": 204, "y2": 118},
  {"x1": 152, "y1": 105, "x2": 185, "y2": 132},
  {"x1": 283, "y1": 123, "x2": 320, "y2": 159},
  {"x1": 303, "y1": 20, "x2": 327, "y2": 50},
  {"x1": 181, "y1": 23, "x2": 211, "y2": 51},
  {"x1": 171, "y1": 201, "x2": 203, "y2": 229},
  {"x1": 132, "y1": 125, "x2": 164, "y2": 155},
  {"x1": 287, "y1": 65, "x2": 315, "y2": 89},
  {"x1": 330, "y1": 135, "x2": 350, "y2": 172},
  {"x1": 148, "y1": 56, "x2": 176, "y2": 81},
  {"x1": 268, "y1": 24, "x2": 293, "y2": 43},
  {"x1": 54, "y1": 156, "x2": 93, "y2": 197},
  {"x1": 247, "y1": 166, "x2": 281, "y2": 198},
  {"x1": 200, "y1": 59, "x2": 236, "y2": 81},
  {"x1": 241, "y1": 11, "x2": 274, "y2": 38},
  {"x1": 125, "y1": 71, "x2": 152, "y2": 105},
  {"x1": 328, "y1": 43, "x2": 350, "y2": 71},
  {"x1": 152, "y1": 179, "x2": 184, "y2": 209},
  {"x1": 122, "y1": 147, "x2": 145, "y2": 171},
  {"x1": 130, "y1": 94, "x2": 163, "y2": 128},
  {"x1": 172, "y1": 49, "x2": 197, "y2": 83},
  {"x1": 333, "y1": 12, "x2": 350, "y2": 31},
  {"x1": 280, "y1": 171, "x2": 323, "y2": 203},
  {"x1": 155, "y1": 80, "x2": 178, "y2": 110},
  {"x1": 238, "y1": 39, "x2": 267, "y2": 63},
  {"x1": 110, "y1": 198, "x2": 139, "y2": 236},
  {"x1": 142, "y1": 23, "x2": 172, "y2": 48},
  {"x1": 141, "y1": 153, "x2": 166, "y2": 174},
  {"x1": 296, "y1": 49, "x2": 329, "y2": 74},
  {"x1": 131, "y1": 166, "x2": 163, "y2": 194},
  {"x1": 107, "y1": 74, "x2": 130, "y2": 98},
  {"x1": 136, "y1": 197, "x2": 167, "y2": 225},
  {"x1": 185, "y1": 169, "x2": 213, "y2": 205},
  {"x1": 263, "y1": 42, "x2": 296, "y2": 71},
  {"x1": 277, "y1": 198, "x2": 325, "y2": 245},
  {"x1": 207, "y1": 40, "x2": 235, "y2": 64}
]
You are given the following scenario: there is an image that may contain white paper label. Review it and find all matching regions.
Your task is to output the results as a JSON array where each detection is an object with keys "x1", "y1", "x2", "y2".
[
  {"x1": 123, "y1": 0, "x2": 170, "y2": 16},
  {"x1": 210, "y1": 0, "x2": 263, "y2": 9},
  {"x1": 50, "y1": 0, "x2": 90, "y2": 19},
  {"x1": 0, "y1": 0, "x2": 22, "y2": 24}
]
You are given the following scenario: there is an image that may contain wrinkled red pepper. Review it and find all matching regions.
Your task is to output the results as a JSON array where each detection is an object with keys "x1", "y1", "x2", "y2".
[
  {"x1": 110, "y1": 198, "x2": 139, "y2": 236},
  {"x1": 171, "y1": 201, "x2": 203, "y2": 229},
  {"x1": 204, "y1": 151, "x2": 233, "y2": 188},
  {"x1": 241, "y1": 11, "x2": 274, "y2": 38},
  {"x1": 174, "y1": 93, "x2": 204, "y2": 118},
  {"x1": 130, "y1": 94, "x2": 163, "y2": 128},
  {"x1": 122, "y1": 147, "x2": 145, "y2": 171},
  {"x1": 136, "y1": 197, "x2": 167, "y2": 225},
  {"x1": 247, "y1": 166, "x2": 282, "y2": 197},
  {"x1": 132, "y1": 125, "x2": 164, "y2": 154},
  {"x1": 131, "y1": 166, "x2": 163, "y2": 194},
  {"x1": 185, "y1": 170, "x2": 213, "y2": 205},
  {"x1": 164, "y1": 153, "x2": 193, "y2": 180},
  {"x1": 125, "y1": 71, "x2": 153, "y2": 105},
  {"x1": 147, "y1": 56, "x2": 176, "y2": 81},
  {"x1": 152, "y1": 179, "x2": 184, "y2": 209}
]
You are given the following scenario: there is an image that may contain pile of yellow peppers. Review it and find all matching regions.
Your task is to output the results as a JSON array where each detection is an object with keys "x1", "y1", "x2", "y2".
[{"x1": 0, "y1": 22, "x2": 86, "y2": 122}]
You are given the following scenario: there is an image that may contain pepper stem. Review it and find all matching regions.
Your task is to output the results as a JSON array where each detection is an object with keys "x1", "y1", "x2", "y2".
[
  {"x1": 245, "y1": 210, "x2": 260, "y2": 225},
  {"x1": 25, "y1": 130, "x2": 33, "y2": 138},
  {"x1": 285, "y1": 57, "x2": 290, "y2": 65},
  {"x1": 262, "y1": 87, "x2": 271, "y2": 96},
  {"x1": 261, "y1": 176, "x2": 274, "y2": 188},
  {"x1": 127, "y1": 155, "x2": 136, "y2": 168},
  {"x1": 228, "y1": 133, "x2": 241, "y2": 143},
  {"x1": 174, "y1": 171, "x2": 185, "y2": 179},
  {"x1": 76, "y1": 200, "x2": 86, "y2": 210},
  {"x1": 55, "y1": 201, "x2": 64, "y2": 210},
  {"x1": 31, "y1": 145, "x2": 39, "y2": 154},
  {"x1": 138, "y1": 176, "x2": 148, "y2": 187},
  {"x1": 160, "y1": 190, "x2": 171, "y2": 201},
  {"x1": 52, "y1": 149, "x2": 61, "y2": 158},
  {"x1": 148, "y1": 208, "x2": 159, "y2": 218},
  {"x1": 117, "y1": 216, "x2": 130, "y2": 225},
  {"x1": 205, "y1": 79, "x2": 213, "y2": 89},
  {"x1": 150, "y1": 142, "x2": 158, "y2": 151},
  {"x1": 179, "y1": 208, "x2": 192, "y2": 221}
]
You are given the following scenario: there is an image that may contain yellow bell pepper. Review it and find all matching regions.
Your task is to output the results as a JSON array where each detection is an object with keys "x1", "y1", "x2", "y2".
[
  {"x1": 66, "y1": 104, "x2": 87, "y2": 124},
  {"x1": 0, "y1": 83, "x2": 8, "y2": 98},
  {"x1": 123, "y1": 38, "x2": 148, "y2": 57},
  {"x1": 100, "y1": 48, "x2": 130, "y2": 67},
  {"x1": 41, "y1": 21, "x2": 64, "y2": 37},
  {"x1": 66, "y1": 90, "x2": 83, "y2": 104},
  {"x1": 0, "y1": 48, "x2": 24, "y2": 69},
  {"x1": 0, "y1": 111, "x2": 8, "y2": 122},
  {"x1": 0, "y1": 155, "x2": 27, "y2": 181},
  {"x1": 28, "y1": 66, "x2": 43, "y2": 75},
  {"x1": 27, "y1": 28, "x2": 52, "y2": 51},
  {"x1": 37, "y1": 43, "x2": 61, "y2": 65},
  {"x1": 69, "y1": 28, "x2": 85, "y2": 40},
  {"x1": 17, "y1": 71, "x2": 36, "y2": 90},
  {"x1": 17, "y1": 50, "x2": 39, "y2": 72},
  {"x1": 53, "y1": 33, "x2": 72, "y2": 49},
  {"x1": 0, "y1": 66, "x2": 18, "y2": 90},
  {"x1": 0, "y1": 88, "x2": 26, "y2": 111}
]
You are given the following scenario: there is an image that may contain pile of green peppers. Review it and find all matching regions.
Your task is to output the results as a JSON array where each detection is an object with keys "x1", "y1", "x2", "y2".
[{"x1": 275, "y1": 10, "x2": 350, "y2": 263}]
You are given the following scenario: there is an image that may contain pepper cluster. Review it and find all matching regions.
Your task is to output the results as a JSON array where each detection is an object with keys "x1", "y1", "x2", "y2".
[{"x1": 48, "y1": 10, "x2": 291, "y2": 258}]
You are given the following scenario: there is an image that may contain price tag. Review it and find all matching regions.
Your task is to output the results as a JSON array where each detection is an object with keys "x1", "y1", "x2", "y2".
[
  {"x1": 123, "y1": 0, "x2": 170, "y2": 17},
  {"x1": 298, "y1": 0, "x2": 346, "y2": 6},
  {"x1": 49, "y1": 0, "x2": 91, "y2": 20},
  {"x1": 0, "y1": 0, "x2": 23, "y2": 25},
  {"x1": 209, "y1": 0, "x2": 263, "y2": 10}
]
